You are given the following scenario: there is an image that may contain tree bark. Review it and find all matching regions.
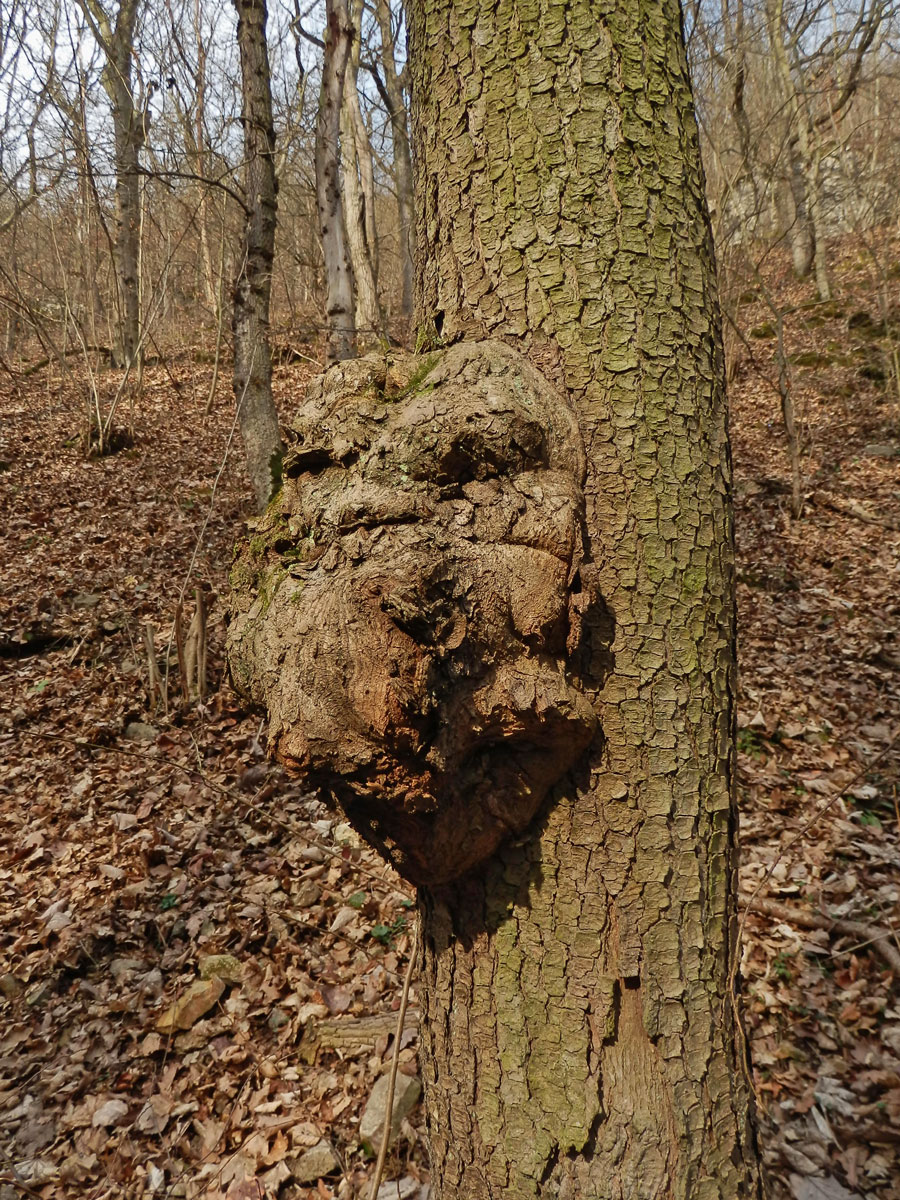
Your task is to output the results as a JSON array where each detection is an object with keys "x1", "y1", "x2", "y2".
[
  {"x1": 407, "y1": 0, "x2": 763, "y2": 1195},
  {"x1": 374, "y1": 0, "x2": 415, "y2": 319},
  {"x1": 766, "y1": 0, "x2": 830, "y2": 297},
  {"x1": 107, "y1": 0, "x2": 143, "y2": 370},
  {"x1": 340, "y1": 0, "x2": 383, "y2": 348},
  {"x1": 232, "y1": 0, "x2": 284, "y2": 511},
  {"x1": 75, "y1": 0, "x2": 143, "y2": 369},
  {"x1": 779, "y1": 149, "x2": 816, "y2": 281},
  {"x1": 316, "y1": 0, "x2": 356, "y2": 363},
  {"x1": 340, "y1": 100, "x2": 382, "y2": 344}
]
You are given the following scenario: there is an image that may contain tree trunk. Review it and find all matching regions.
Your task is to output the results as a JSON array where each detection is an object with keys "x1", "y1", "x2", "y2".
[
  {"x1": 777, "y1": 154, "x2": 816, "y2": 280},
  {"x1": 347, "y1": 0, "x2": 379, "y2": 278},
  {"x1": 408, "y1": 0, "x2": 763, "y2": 1195},
  {"x1": 89, "y1": 0, "x2": 143, "y2": 370},
  {"x1": 232, "y1": 0, "x2": 283, "y2": 511},
  {"x1": 374, "y1": 0, "x2": 415, "y2": 319},
  {"x1": 340, "y1": 100, "x2": 382, "y2": 345},
  {"x1": 192, "y1": 0, "x2": 218, "y2": 312},
  {"x1": 805, "y1": 149, "x2": 832, "y2": 302},
  {"x1": 316, "y1": 0, "x2": 356, "y2": 363},
  {"x1": 340, "y1": 0, "x2": 383, "y2": 348},
  {"x1": 766, "y1": 0, "x2": 830, "y2": 297}
]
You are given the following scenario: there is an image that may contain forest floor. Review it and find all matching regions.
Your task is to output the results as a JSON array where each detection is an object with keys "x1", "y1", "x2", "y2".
[{"x1": 1, "y1": 239, "x2": 899, "y2": 1200}]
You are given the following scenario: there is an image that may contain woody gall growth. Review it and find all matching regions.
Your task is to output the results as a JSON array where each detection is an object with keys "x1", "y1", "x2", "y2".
[{"x1": 227, "y1": 340, "x2": 601, "y2": 885}]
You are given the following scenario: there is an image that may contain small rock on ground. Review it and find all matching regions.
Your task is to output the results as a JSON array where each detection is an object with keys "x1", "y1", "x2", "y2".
[
  {"x1": 360, "y1": 1073, "x2": 421, "y2": 1147},
  {"x1": 292, "y1": 1139, "x2": 339, "y2": 1183}
]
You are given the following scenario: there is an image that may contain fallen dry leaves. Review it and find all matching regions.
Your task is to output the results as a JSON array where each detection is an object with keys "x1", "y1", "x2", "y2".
[
  {"x1": 0, "y1": 356, "x2": 423, "y2": 1199},
  {"x1": 731, "y1": 235, "x2": 900, "y2": 1199},
  {"x1": 0, "y1": 234, "x2": 899, "y2": 1199}
]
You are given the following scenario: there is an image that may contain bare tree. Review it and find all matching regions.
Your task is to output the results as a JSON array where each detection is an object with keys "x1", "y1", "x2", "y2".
[
  {"x1": 316, "y1": 0, "x2": 355, "y2": 362},
  {"x1": 232, "y1": 0, "x2": 283, "y2": 509},
  {"x1": 73, "y1": 0, "x2": 146, "y2": 368},
  {"x1": 340, "y1": 0, "x2": 382, "y2": 347},
  {"x1": 372, "y1": 0, "x2": 414, "y2": 319}
]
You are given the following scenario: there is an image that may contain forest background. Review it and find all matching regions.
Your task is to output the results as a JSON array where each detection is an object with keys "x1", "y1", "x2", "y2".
[{"x1": 1, "y1": 0, "x2": 900, "y2": 1197}]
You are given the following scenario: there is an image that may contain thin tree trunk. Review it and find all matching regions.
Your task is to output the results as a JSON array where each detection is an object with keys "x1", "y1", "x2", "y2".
[
  {"x1": 316, "y1": 0, "x2": 355, "y2": 363},
  {"x1": 347, "y1": 0, "x2": 379, "y2": 277},
  {"x1": 341, "y1": 0, "x2": 382, "y2": 347},
  {"x1": 775, "y1": 310, "x2": 803, "y2": 518},
  {"x1": 341, "y1": 101, "x2": 381, "y2": 345},
  {"x1": 767, "y1": 0, "x2": 830, "y2": 296},
  {"x1": 82, "y1": 0, "x2": 143, "y2": 370},
  {"x1": 194, "y1": 4, "x2": 217, "y2": 311},
  {"x1": 5, "y1": 225, "x2": 20, "y2": 354},
  {"x1": 374, "y1": 0, "x2": 415, "y2": 319},
  {"x1": 806, "y1": 148, "x2": 832, "y2": 302},
  {"x1": 232, "y1": 0, "x2": 284, "y2": 510},
  {"x1": 408, "y1": 0, "x2": 763, "y2": 1195},
  {"x1": 103, "y1": 0, "x2": 142, "y2": 369}
]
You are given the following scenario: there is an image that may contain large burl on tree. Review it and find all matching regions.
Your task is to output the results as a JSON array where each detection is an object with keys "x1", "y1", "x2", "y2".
[{"x1": 227, "y1": 340, "x2": 602, "y2": 884}]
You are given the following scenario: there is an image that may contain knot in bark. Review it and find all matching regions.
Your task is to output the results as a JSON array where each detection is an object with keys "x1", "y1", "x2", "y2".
[{"x1": 228, "y1": 340, "x2": 599, "y2": 884}]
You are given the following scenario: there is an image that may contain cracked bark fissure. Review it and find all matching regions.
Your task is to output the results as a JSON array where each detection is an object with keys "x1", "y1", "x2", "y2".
[{"x1": 407, "y1": 0, "x2": 763, "y2": 1195}]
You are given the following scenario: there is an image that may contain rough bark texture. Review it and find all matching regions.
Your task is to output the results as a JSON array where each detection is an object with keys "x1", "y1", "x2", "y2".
[
  {"x1": 316, "y1": 0, "x2": 356, "y2": 363},
  {"x1": 228, "y1": 342, "x2": 597, "y2": 885},
  {"x1": 227, "y1": 0, "x2": 763, "y2": 1193},
  {"x1": 406, "y1": 0, "x2": 763, "y2": 1195},
  {"x1": 232, "y1": 0, "x2": 283, "y2": 511}
]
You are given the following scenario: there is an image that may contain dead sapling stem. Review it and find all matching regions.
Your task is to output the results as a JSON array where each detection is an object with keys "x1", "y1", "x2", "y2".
[
  {"x1": 185, "y1": 587, "x2": 208, "y2": 700},
  {"x1": 368, "y1": 920, "x2": 419, "y2": 1200},
  {"x1": 173, "y1": 591, "x2": 209, "y2": 705},
  {"x1": 144, "y1": 621, "x2": 164, "y2": 713},
  {"x1": 199, "y1": 593, "x2": 208, "y2": 700},
  {"x1": 174, "y1": 601, "x2": 190, "y2": 704}
]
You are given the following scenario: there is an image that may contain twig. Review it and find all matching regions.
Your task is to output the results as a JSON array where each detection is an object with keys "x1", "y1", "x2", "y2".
[
  {"x1": 809, "y1": 488, "x2": 900, "y2": 532},
  {"x1": 741, "y1": 895, "x2": 900, "y2": 975},
  {"x1": 0, "y1": 1172, "x2": 46, "y2": 1198},
  {"x1": 368, "y1": 921, "x2": 419, "y2": 1200}
]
